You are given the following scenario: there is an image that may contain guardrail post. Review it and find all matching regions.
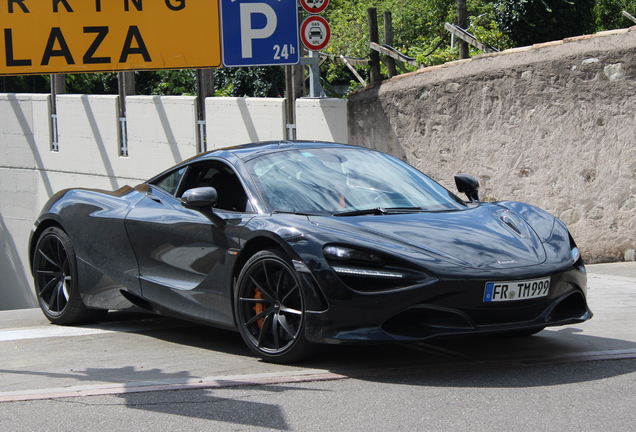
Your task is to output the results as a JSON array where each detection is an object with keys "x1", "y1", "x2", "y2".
[
  {"x1": 384, "y1": 11, "x2": 397, "y2": 78},
  {"x1": 457, "y1": 0, "x2": 469, "y2": 59},
  {"x1": 49, "y1": 74, "x2": 65, "y2": 152},
  {"x1": 368, "y1": 8, "x2": 381, "y2": 84},
  {"x1": 196, "y1": 69, "x2": 214, "y2": 153},
  {"x1": 117, "y1": 72, "x2": 135, "y2": 157}
]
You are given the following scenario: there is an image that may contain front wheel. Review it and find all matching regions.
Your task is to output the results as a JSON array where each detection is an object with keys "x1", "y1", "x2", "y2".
[
  {"x1": 235, "y1": 249, "x2": 316, "y2": 363},
  {"x1": 32, "y1": 226, "x2": 107, "y2": 325}
]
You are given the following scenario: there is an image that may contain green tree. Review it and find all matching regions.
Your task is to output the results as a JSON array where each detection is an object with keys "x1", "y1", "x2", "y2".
[
  {"x1": 323, "y1": 0, "x2": 511, "y2": 86},
  {"x1": 137, "y1": 70, "x2": 197, "y2": 95},
  {"x1": 495, "y1": 0, "x2": 596, "y2": 47},
  {"x1": 1, "y1": 75, "x2": 49, "y2": 93},
  {"x1": 593, "y1": 0, "x2": 636, "y2": 31},
  {"x1": 213, "y1": 67, "x2": 286, "y2": 98},
  {"x1": 66, "y1": 73, "x2": 118, "y2": 94}
]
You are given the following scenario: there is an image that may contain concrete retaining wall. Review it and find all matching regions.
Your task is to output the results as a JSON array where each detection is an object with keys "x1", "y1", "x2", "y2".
[
  {"x1": 0, "y1": 94, "x2": 347, "y2": 310},
  {"x1": 348, "y1": 28, "x2": 636, "y2": 264}
]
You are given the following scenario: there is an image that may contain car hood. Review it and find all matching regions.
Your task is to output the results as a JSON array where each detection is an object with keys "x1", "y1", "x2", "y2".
[{"x1": 308, "y1": 204, "x2": 548, "y2": 269}]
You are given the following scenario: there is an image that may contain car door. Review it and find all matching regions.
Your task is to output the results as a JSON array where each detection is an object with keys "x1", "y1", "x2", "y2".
[{"x1": 124, "y1": 161, "x2": 255, "y2": 326}]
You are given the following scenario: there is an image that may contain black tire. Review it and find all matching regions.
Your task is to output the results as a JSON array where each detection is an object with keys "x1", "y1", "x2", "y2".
[
  {"x1": 235, "y1": 248, "x2": 317, "y2": 363},
  {"x1": 32, "y1": 227, "x2": 107, "y2": 325}
]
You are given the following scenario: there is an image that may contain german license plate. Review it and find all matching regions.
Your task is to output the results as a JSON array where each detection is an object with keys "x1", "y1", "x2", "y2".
[{"x1": 484, "y1": 277, "x2": 550, "y2": 302}]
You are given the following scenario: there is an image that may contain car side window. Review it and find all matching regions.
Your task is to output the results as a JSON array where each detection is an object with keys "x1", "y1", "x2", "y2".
[
  {"x1": 153, "y1": 167, "x2": 186, "y2": 196},
  {"x1": 180, "y1": 162, "x2": 250, "y2": 213}
]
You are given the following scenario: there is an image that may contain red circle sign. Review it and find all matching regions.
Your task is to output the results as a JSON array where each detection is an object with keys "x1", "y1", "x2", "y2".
[
  {"x1": 299, "y1": 0, "x2": 330, "y2": 15},
  {"x1": 300, "y1": 16, "x2": 331, "y2": 51}
]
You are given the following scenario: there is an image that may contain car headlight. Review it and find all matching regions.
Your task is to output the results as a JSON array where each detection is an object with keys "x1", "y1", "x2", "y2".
[
  {"x1": 322, "y1": 245, "x2": 437, "y2": 292},
  {"x1": 323, "y1": 245, "x2": 383, "y2": 265},
  {"x1": 330, "y1": 266, "x2": 406, "y2": 279},
  {"x1": 571, "y1": 246, "x2": 580, "y2": 264},
  {"x1": 569, "y1": 234, "x2": 585, "y2": 272}
]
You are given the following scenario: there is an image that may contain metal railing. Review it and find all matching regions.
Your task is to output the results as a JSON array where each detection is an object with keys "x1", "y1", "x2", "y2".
[
  {"x1": 197, "y1": 120, "x2": 206, "y2": 153},
  {"x1": 119, "y1": 117, "x2": 128, "y2": 157},
  {"x1": 50, "y1": 114, "x2": 59, "y2": 152}
]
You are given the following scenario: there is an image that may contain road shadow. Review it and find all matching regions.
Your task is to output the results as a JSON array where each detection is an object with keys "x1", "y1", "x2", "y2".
[
  {"x1": 72, "y1": 311, "x2": 636, "y2": 389},
  {"x1": 4, "y1": 313, "x2": 636, "y2": 427},
  {"x1": 0, "y1": 363, "x2": 319, "y2": 430},
  {"x1": 72, "y1": 311, "x2": 253, "y2": 359}
]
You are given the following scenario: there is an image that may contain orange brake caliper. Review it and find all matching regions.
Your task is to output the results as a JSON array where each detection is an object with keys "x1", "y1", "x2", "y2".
[{"x1": 253, "y1": 288, "x2": 265, "y2": 329}]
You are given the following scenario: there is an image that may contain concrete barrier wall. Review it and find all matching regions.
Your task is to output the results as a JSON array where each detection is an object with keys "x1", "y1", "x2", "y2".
[
  {"x1": 127, "y1": 96, "x2": 199, "y2": 180},
  {"x1": 204, "y1": 97, "x2": 348, "y2": 148},
  {"x1": 296, "y1": 98, "x2": 348, "y2": 143},
  {"x1": 206, "y1": 97, "x2": 286, "y2": 148},
  {"x1": 1, "y1": 94, "x2": 50, "y2": 310},
  {"x1": 348, "y1": 28, "x2": 636, "y2": 263},
  {"x1": 0, "y1": 94, "x2": 348, "y2": 310}
]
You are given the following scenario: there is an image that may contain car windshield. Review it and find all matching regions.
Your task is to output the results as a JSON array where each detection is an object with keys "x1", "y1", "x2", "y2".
[{"x1": 245, "y1": 147, "x2": 466, "y2": 215}]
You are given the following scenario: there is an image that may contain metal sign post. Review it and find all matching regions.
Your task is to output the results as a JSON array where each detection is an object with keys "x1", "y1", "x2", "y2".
[
  {"x1": 298, "y1": 8, "x2": 331, "y2": 98},
  {"x1": 299, "y1": 51, "x2": 326, "y2": 98}
]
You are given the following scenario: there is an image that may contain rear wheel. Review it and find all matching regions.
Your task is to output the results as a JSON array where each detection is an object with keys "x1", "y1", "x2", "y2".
[
  {"x1": 235, "y1": 248, "x2": 316, "y2": 363},
  {"x1": 33, "y1": 227, "x2": 107, "y2": 325}
]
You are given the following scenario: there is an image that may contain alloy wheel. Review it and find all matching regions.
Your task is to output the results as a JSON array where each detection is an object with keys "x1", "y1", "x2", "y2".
[
  {"x1": 238, "y1": 255, "x2": 305, "y2": 355},
  {"x1": 34, "y1": 231, "x2": 73, "y2": 316}
]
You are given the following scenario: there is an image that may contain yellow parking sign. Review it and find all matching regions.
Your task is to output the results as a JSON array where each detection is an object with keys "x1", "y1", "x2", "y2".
[{"x1": 1, "y1": 0, "x2": 221, "y2": 75}]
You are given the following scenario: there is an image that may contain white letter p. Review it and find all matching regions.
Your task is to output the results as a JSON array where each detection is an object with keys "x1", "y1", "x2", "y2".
[{"x1": 240, "y1": 3, "x2": 277, "y2": 59}]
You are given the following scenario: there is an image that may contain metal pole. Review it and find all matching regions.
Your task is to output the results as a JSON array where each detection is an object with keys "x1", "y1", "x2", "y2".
[
  {"x1": 117, "y1": 72, "x2": 130, "y2": 156},
  {"x1": 307, "y1": 51, "x2": 325, "y2": 98},
  {"x1": 196, "y1": 69, "x2": 214, "y2": 153},
  {"x1": 117, "y1": 72, "x2": 126, "y2": 119},
  {"x1": 49, "y1": 74, "x2": 60, "y2": 152},
  {"x1": 285, "y1": 65, "x2": 295, "y2": 139}
]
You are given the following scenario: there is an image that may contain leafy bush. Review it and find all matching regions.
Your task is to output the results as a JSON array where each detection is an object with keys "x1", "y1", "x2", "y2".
[
  {"x1": 495, "y1": 0, "x2": 596, "y2": 47},
  {"x1": 213, "y1": 67, "x2": 286, "y2": 98}
]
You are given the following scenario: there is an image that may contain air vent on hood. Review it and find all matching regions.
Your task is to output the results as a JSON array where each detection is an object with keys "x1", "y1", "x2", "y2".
[{"x1": 499, "y1": 212, "x2": 525, "y2": 238}]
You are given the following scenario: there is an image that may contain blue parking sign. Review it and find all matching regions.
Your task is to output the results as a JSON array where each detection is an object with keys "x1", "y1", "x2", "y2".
[{"x1": 220, "y1": 0, "x2": 300, "y2": 67}]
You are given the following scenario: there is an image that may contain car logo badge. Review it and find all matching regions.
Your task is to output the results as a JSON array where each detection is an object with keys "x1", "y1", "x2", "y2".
[{"x1": 497, "y1": 260, "x2": 517, "y2": 265}]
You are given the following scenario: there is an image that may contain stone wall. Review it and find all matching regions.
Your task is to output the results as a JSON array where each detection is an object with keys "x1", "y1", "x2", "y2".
[{"x1": 348, "y1": 28, "x2": 636, "y2": 263}]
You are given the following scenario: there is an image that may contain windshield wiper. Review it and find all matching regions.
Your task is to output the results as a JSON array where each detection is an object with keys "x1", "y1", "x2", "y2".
[
  {"x1": 272, "y1": 210, "x2": 326, "y2": 216},
  {"x1": 333, "y1": 207, "x2": 424, "y2": 216}
]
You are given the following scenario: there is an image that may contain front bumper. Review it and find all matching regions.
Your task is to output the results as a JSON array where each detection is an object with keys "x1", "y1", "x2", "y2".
[{"x1": 302, "y1": 265, "x2": 591, "y2": 344}]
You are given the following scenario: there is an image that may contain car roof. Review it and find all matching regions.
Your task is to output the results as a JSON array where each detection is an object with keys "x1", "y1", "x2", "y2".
[
  {"x1": 189, "y1": 141, "x2": 361, "y2": 164},
  {"x1": 147, "y1": 141, "x2": 369, "y2": 184}
]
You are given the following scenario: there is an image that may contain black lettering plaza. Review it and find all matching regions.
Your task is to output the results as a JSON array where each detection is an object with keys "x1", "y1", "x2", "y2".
[
  {"x1": 3, "y1": 0, "x2": 191, "y2": 68},
  {"x1": 4, "y1": 25, "x2": 151, "y2": 67}
]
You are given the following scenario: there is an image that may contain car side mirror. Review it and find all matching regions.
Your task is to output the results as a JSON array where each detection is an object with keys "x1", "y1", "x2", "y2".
[
  {"x1": 454, "y1": 175, "x2": 480, "y2": 203},
  {"x1": 181, "y1": 187, "x2": 218, "y2": 208},
  {"x1": 181, "y1": 187, "x2": 226, "y2": 228}
]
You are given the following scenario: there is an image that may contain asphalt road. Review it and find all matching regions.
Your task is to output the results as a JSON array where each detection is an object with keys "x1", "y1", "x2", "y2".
[{"x1": 1, "y1": 262, "x2": 636, "y2": 431}]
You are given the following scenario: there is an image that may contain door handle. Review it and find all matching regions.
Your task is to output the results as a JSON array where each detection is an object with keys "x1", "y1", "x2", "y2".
[{"x1": 144, "y1": 192, "x2": 162, "y2": 203}]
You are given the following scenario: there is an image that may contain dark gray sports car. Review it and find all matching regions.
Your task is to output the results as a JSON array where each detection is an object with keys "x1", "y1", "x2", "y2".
[{"x1": 29, "y1": 141, "x2": 592, "y2": 363}]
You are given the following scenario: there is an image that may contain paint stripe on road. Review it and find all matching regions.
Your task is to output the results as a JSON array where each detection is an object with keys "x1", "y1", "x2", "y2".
[
  {"x1": 0, "y1": 320, "x2": 192, "y2": 342},
  {"x1": 0, "y1": 369, "x2": 348, "y2": 402}
]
